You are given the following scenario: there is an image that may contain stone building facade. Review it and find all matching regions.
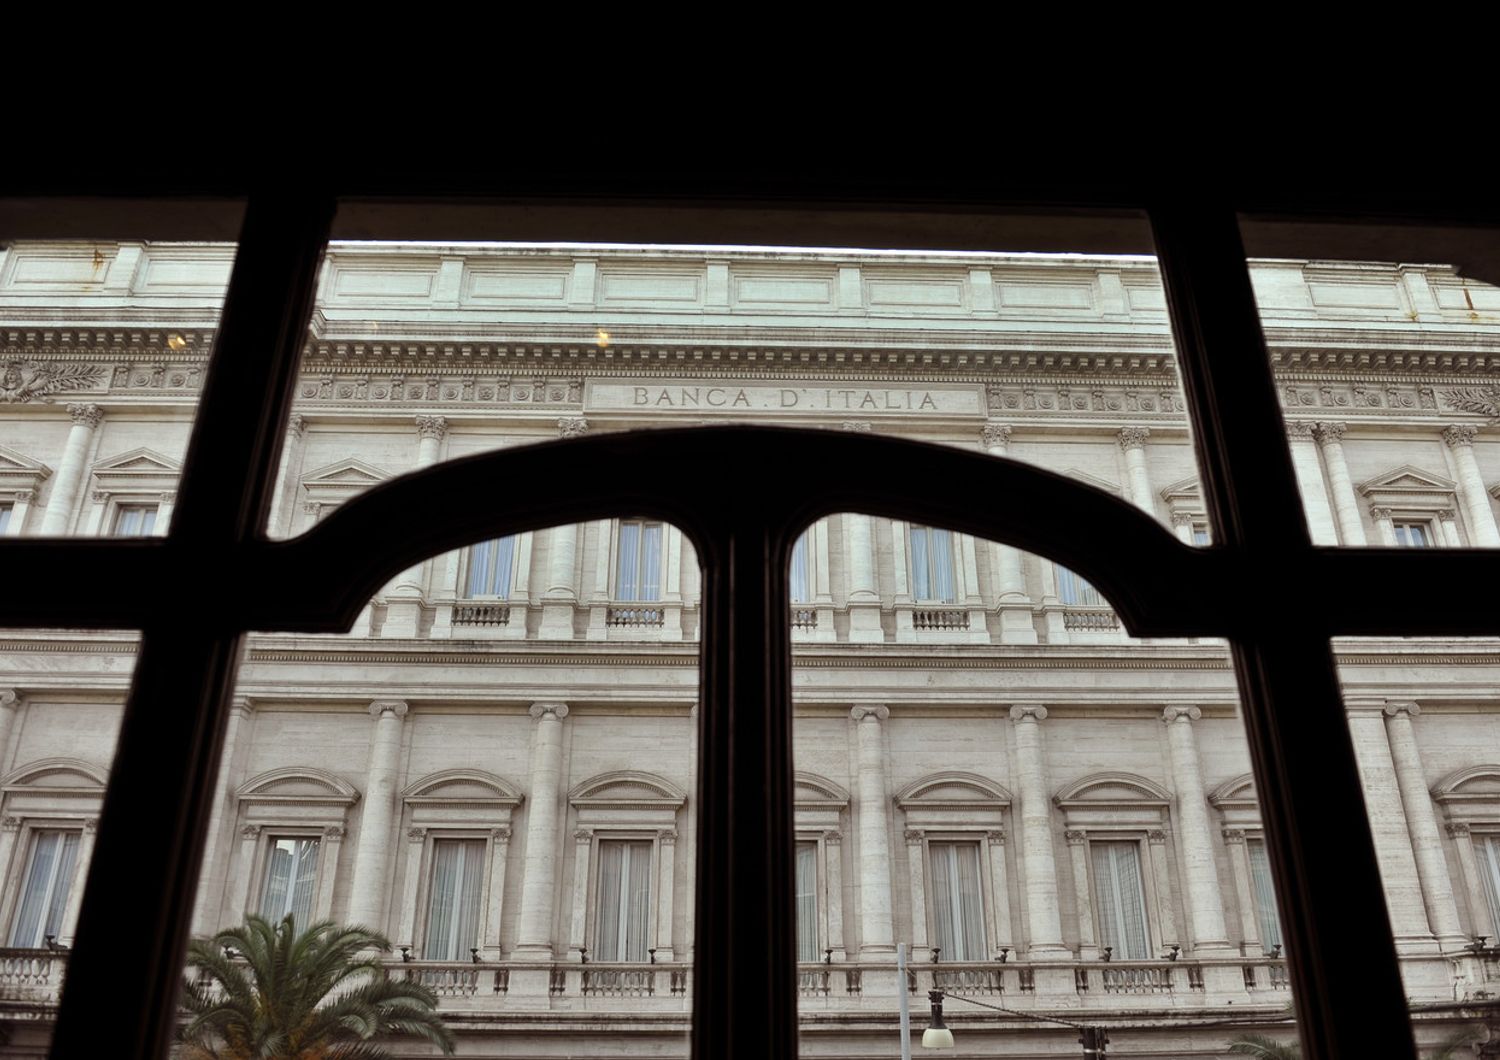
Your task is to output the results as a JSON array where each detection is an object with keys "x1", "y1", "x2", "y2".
[{"x1": 0, "y1": 241, "x2": 1498, "y2": 1056}]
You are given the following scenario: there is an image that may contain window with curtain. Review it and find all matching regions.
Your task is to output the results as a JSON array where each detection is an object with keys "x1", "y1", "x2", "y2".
[
  {"x1": 0, "y1": 504, "x2": 11, "y2": 534},
  {"x1": 8, "y1": 830, "x2": 80, "y2": 948},
  {"x1": 1393, "y1": 522, "x2": 1434, "y2": 547},
  {"x1": 615, "y1": 521, "x2": 663, "y2": 603},
  {"x1": 1090, "y1": 840, "x2": 1150, "y2": 960},
  {"x1": 258, "y1": 836, "x2": 319, "y2": 927},
  {"x1": 1478, "y1": 834, "x2": 1500, "y2": 936},
  {"x1": 111, "y1": 505, "x2": 157, "y2": 537},
  {"x1": 790, "y1": 532, "x2": 810, "y2": 605},
  {"x1": 464, "y1": 535, "x2": 517, "y2": 598},
  {"x1": 928, "y1": 841, "x2": 986, "y2": 961},
  {"x1": 1056, "y1": 565, "x2": 1107, "y2": 607},
  {"x1": 595, "y1": 839, "x2": 652, "y2": 962},
  {"x1": 909, "y1": 525, "x2": 956, "y2": 603},
  {"x1": 795, "y1": 841, "x2": 818, "y2": 962},
  {"x1": 424, "y1": 838, "x2": 485, "y2": 961},
  {"x1": 1247, "y1": 837, "x2": 1284, "y2": 952}
]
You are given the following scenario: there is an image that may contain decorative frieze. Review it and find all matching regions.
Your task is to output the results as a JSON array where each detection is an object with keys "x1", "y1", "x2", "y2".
[{"x1": 0, "y1": 360, "x2": 108, "y2": 403}]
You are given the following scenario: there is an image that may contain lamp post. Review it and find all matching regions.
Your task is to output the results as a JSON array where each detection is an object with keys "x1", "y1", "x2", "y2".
[{"x1": 920, "y1": 988, "x2": 1108, "y2": 1057}]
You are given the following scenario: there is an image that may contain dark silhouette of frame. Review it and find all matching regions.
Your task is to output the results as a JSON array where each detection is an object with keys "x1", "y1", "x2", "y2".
[{"x1": 0, "y1": 184, "x2": 1496, "y2": 1060}]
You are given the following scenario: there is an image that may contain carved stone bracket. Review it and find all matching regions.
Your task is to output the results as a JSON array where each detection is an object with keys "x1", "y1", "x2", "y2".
[
  {"x1": 823, "y1": 830, "x2": 843, "y2": 843},
  {"x1": 1064, "y1": 829, "x2": 1087, "y2": 845},
  {"x1": 1147, "y1": 829, "x2": 1168, "y2": 844},
  {"x1": 557, "y1": 417, "x2": 589, "y2": 438},
  {"x1": 1221, "y1": 828, "x2": 1246, "y2": 844},
  {"x1": 841, "y1": 421, "x2": 872, "y2": 433},
  {"x1": 408, "y1": 828, "x2": 427, "y2": 842},
  {"x1": 1285, "y1": 420, "x2": 1316, "y2": 439},
  {"x1": 240, "y1": 824, "x2": 262, "y2": 840},
  {"x1": 904, "y1": 829, "x2": 925, "y2": 844},
  {"x1": 981, "y1": 422, "x2": 1012, "y2": 450},
  {"x1": 1313, "y1": 421, "x2": 1347, "y2": 444},
  {"x1": 324, "y1": 825, "x2": 346, "y2": 839}
]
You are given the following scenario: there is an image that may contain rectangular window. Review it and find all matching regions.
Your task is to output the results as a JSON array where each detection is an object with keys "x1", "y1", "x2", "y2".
[
  {"x1": 790, "y1": 532, "x2": 811, "y2": 605},
  {"x1": 0, "y1": 504, "x2": 11, "y2": 534},
  {"x1": 424, "y1": 838, "x2": 485, "y2": 961},
  {"x1": 928, "y1": 841, "x2": 986, "y2": 961},
  {"x1": 258, "y1": 836, "x2": 319, "y2": 927},
  {"x1": 9, "y1": 830, "x2": 81, "y2": 948},
  {"x1": 615, "y1": 521, "x2": 663, "y2": 603},
  {"x1": 464, "y1": 536, "x2": 516, "y2": 598},
  {"x1": 595, "y1": 839, "x2": 652, "y2": 961},
  {"x1": 111, "y1": 505, "x2": 158, "y2": 537},
  {"x1": 795, "y1": 841, "x2": 818, "y2": 962},
  {"x1": 1057, "y1": 565, "x2": 1107, "y2": 607},
  {"x1": 909, "y1": 525, "x2": 956, "y2": 603},
  {"x1": 1246, "y1": 838, "x2": 1284, "y2": 952},
  {"x1": 1393, "y1": 522, "x2": 1433, "y2": 547},
  {"x1": 1478, "y1": 834, "x2": 1500, "y2": 936},
  {"x1": 1192, "y1": 525, "x2": 1211, "y2": 546},
  {"x1": 1091, "y1": 840, "x2": 1150, "y2": 960}
]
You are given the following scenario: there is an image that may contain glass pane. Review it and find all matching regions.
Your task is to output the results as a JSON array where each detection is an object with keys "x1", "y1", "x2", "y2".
[
  {"x1": 1239, "y1": 216, "x2": 1500, "y2": 549},
  {"x1": 794, "y1": 524, "x2": 1301, "y2": 1057},
  {"x1": 178, "y1": 520, "x2": 700, "y2": 1055},
  {"x1": 0, "y1": 234, "x2": 241, "y2": 538}
]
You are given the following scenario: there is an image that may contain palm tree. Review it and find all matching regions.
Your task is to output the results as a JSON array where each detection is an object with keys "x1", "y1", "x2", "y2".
[
  {"x1": 178, "y1": 914, "x2": 456, "y2": 1060},
  {"x1": 1226, "y1": 1033, "x2": 1301, "y2": 1059}
]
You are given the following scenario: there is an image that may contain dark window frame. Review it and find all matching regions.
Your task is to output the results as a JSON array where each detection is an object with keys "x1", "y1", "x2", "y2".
[{"x1": 0, "y1": 188, "x2": 1493, "y2": 1060}]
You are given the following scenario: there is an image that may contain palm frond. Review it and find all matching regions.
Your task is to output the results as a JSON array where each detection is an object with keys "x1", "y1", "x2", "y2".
[
  {"x1": 1227, "y1": 1033, "x2": 1301, "y2": 1059},
  {"x1": 1440, "y1": 385, "x2": 1500, "y2": 418}
]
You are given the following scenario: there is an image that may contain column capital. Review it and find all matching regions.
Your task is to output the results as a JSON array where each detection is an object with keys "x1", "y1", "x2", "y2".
[
  {"x1": 287, "y1": 413, "x2": 306, "y2": 437},
  {"x1": 1437, "y1": 507, "x2": 1457, "y2": 521},
  {"x1": 324, "y1": 825, "x2": 346, "y2": 839},
  {"x1": 369, "y1": 699, "x2": 409, "y2": 719},
  {"x1": 1171, "y1": 510, "x2": 1196, "y2": 527},
  {"x1": 66, "y1": 402, "x2": 103, "y2": 429},
  {"x1": 840, "y1": 420, "x2": 872, "y2": 433},
  {"x1": 1285, "y1": 420, "x2": 1317, "y2": 440},
  {"x1": 1147, "y1": 829, "x2": 1169, "y2": 844},
  {"x1": 0, "y1": 688, "x2": 20, "y2": 711},
  {"x1": 1064, "y1": 829, "x2": 1088, "y2": 845},
  {"x1": 980, "y1": 422, "x2": 1012, "y2": 451},
  {"x1": 1117, "y1": 426, "x2": 1150, "y2": 451},
  {"x1": 1162, "y1": 705, "x2": 1203, "y2": 725},
  {"x1": 1383, "y1": 701, "x2": 1421, "y2": 719},
  {"x1": 1446, "y1": 821, "x2": 1471, "y2": 838},
  {"x1": 658, "y1": 830, "x2": 678, "y2": 845},
  {"x1": 850, "y1": 705, "x2": 889, "y2": 723},
  {"x1": 407, "y1": 827, "x2": 427, "y2": 842},
  {"x1": 1313, "y1": 421, "x2": 1347, "y2": 444},
  {"x1": 240, "y1": 824, "x2": 261, "y2": 839},
  {"x1": 1221, "y1": 828, "x2": 1246, "y2": 844},
  {"x1": 904, "y1": 829, "x2": 925, "y2": 844},
  {"x1": 0, "y1": 816, "x2": 20, "y2": 833},
  {"x1": 415, "y1": 414, "x2": 449, "y2": 440},
  {"x1": 1444, "y1": 424, "x2": 1480, "y2": 449},
  {"x1": 557, "y1": 416, "x2": 589, "y2": 438},
  {"x1": 573, "y1": 829, "x2": 594, "y2": 842},
  {"x1": 530, "y1": 701, "x2": 570, "y2": 720},
  {"x1": 985, "y1": 829, "x2": 1006, "y2": 843},
  {"x1": 230, "y1": 694, "x2": 255, "y2": 717},
  {"x1": 823, "y1": 829, "x2": 843, "y2": 843},
  {"x1": 83, "y1": 817, "x2": 100, "y2": 835},
  {"x1": 1369, "y1": 505, "x2": 1394, "y2": 520},
  {"x1": 1009, "y1": 703, "x2": 1048, "y2": 723}
]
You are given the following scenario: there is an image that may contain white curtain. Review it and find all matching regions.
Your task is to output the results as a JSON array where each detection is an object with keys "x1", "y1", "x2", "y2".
[
  {"x1": 640, "y1": 525, "x2": 662, "y2": 603},
  {"x1": 425, "y1": 839, "x2": 485, "y2": 960},
  {"x1": 790, "y1": 533, "x2": 811, "y2": 604},
  {"x1": 929, "y1": 842, "x2": 986, "y2": 961},
  {"x1": 259, "y1": 837, "x2": 320, "y2": 926},
  {"x1": 1057, "y1": 566, "x2": 1105, "y2": 607},
  {"x1": 465, "y1": 536, "x2": 516, "y2": 597},
  {"x1": 911, "y1": 526, "x2": 957, "y2": 603},
  {"x1": 1246, "y1": 839, "x2": 1283, "y2": 951},
  {"x1": 1091, "y1": 841, "x2": 1150, "y2": 959},
  {"x1": 115, "y1": 506, "x2": 157, "y2": 537},
  {"x1": 616, "y1": 523, "x2": 664, "y2": 603},
  {"x1": 0, "y1": 506, "x2": 10, "y2": 534},
  {"x1": 795, "y1": 842, "x2": 818, "y2": 961},
  {"x1": 1479, "y1": 835, "x2": 1500, "y2": 938},
  {"x1": 9, "y1": 831, "x2": 80, "y2": 948},
  {"x1": 597, "y1": 840, "x2": 653, "y2": 961}
]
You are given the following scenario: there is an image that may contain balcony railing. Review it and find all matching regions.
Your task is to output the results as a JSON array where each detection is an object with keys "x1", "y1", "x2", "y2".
[
  {"x1": 606, "y1": 605, "x2": 665, "y2": 627},
  {"x1": 1062, "y1": 608, "x2": 1120, "y2": 630},
  {"x1": 912, "y1": 608, "x2": 970, "y2": 631},
  {"x1": 791, "y1": 607, "x2": 818, "y2": 630},
  {"x1": 452, "y1": 603, "x2": 511, "y2": 626}
]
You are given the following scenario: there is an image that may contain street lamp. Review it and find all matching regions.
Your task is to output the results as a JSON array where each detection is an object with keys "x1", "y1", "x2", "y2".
[{"x1": 920, "y1": 988, "x2": 1108, "y2": 1057}]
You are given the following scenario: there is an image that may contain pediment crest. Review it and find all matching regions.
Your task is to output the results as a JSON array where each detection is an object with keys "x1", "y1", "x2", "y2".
[
  {"x1": 794, "y1": 771, "x2": 850, "y2": 807},
  {"x1": 301, "y1": 458, "x2": 391, "y2": 487},
  {"x1": 1208, "y1": 773, "x2": 1257, "y2": 807},
  {"x1": 0, "y1": 445, "x2": 50, "y2": 476},
  {"x1": 1, "y1": 757, "x2": 107, "y2": 791},
  {"x1": 237, "y1": 767, "x2": 360, "y2": 806},
  {"x1": 1054, "y1": 771, "x2": 1171, "y2": 807},
  {"x1": 1433, "y1": 764, "x2": 1500, "y2": 799},
  {"x1": 895, "y1": 771, "x2": 1012, "y2": 809},
  {"x1": 403, "y1": 768, "x2": 522, "y2": 806},
  {"x1": 570, "y1": 770, "x2": 686, "y2": 809},
  {"x1": 1158, "y1": 476, "x2": 1201, "y2": 504},
  {"x1": 1357, "y1": 465, "x2": 1456, "y2": 496},
  {"x1": 90, "y1": 448, "x2": 180, "y2": 494},
  {"x1": 1061, "y1": 467, "x2": 1122, "y2": 498}
]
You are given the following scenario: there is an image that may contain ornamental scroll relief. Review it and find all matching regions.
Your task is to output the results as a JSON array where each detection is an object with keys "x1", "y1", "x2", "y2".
[{"x1": 0, "y1": 360, "x2": 108, "y2": 403}]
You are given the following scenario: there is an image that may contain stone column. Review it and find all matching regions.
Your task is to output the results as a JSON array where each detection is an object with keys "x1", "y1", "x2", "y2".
[
  {"x1": 514, "y1": 702, "x2": 570, "y2": 958},
  {"x1": 1066, "y1": 830, "x2": 1097, "y2": 959},
  {"x1": 1371, "y1": 506, "x2": 1398, "y2": 545},
  {"x1": 0, "y1": 689, "x2": 22, "y2": 774},
  {"x1": 1313, "y1": 422, "x2": 1366, "y2": 545},
  {"x1": 383, "y1": 416, "x2": 448, "y2": 637},
  {"x1": 1285, "y1": 421, "x2": 1340, "y2": 545},
  {"x1": 1161, "y1": 706, "x2": 1231, "y2": 953},
  {"x1": 314, "y1": 825, "x2": 344, "y2": 922},
  {"x1": 1009, "y1": 705, "x2": 1066, "y2": 957},
  {"x1": 904, "y1": 829, "x2": 929, "y2": 954},
  {"x1": 3, "y1": 490, "x2": 34, "y2": 536},
  {"x1": 851, "y1": 705, "x2": 894, "y2": 956},
  {"x1": 192, "y1": 695, "x2": 253, "y2": 935},
  {"x1": 1444, "y1": 425, "x2": 1500, "y2": 546},
  {"x1": 39, "y1": 403, "x2": 103, "y2": 535},
  {"x1": 845, "y1": 514, "x2": 883, "y2": 643},
  {"x1": 265, "y1": 414, "x2": 305, "y2": 537},
  {"x1": 655, "y1": 829, "x2": 677, "y2": 960},
  {"x1": 824, "y1": 830, "x2": 846, "y2": 960},
  {"x1": 0, "y1": 818, "x2": 20, "y2": 924},
  {"x1": 346, "y1": 700, "x2": 409, "y2": 932},
  {"x1": 483, "y1": 827, "x2": 511, "y2": 959},
  {"x1": 58, "y1": 818, "x2": 98, "y2": 944},
  {"x1": 1221, "y1": 829, "x2": 1262, "y2": 954},
  {"x1": 1447, "y1": 823, "x2": 1496, "y2": 940},
  {"x1": 155, "y1": 490, "x2": 177, "y2": 533},
  {"x1": 1383, "y1": 703, "x2": 1466, "y2": 949},
  {"x1": 985, "y1": 830, "x2": 1012, "y2": 954},
  {"x1": 541, "y1": 421, "x2": 587, "y2": 638},
  {"x1": 980, "y1": 423, "x2": 1037, "y2": 644},
  {"x1": 568, "y1": 829, "x2": 593, "y2": 960},
  {"x1": 237, "y1": 824, "x2": 263, "y2": 913},
  {"x1": 1146, "y1": 829, "x2": 1177, "y2": 948},
  {"x1": 395, "y1": 828, "x2": 427, "y2": 953},
  {"x1": 1171, "y1": 511, "x2": 1196, "y2": 545},
  {"x1": 1117, "y1": 427, "x2": 1155, "y2": 515},
  {"x1": 1345, "y1": 700, "x2": 1437, "y2": 953},
  {"x1": 1438, "y1": 508, "x2": 1463, "y2": 547}
]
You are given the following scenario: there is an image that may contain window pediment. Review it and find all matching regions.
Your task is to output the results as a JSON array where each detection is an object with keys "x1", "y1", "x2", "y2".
[
  {"x1": 569, "y1": 770, "x2": 686, "y2": 811},
  {"x1": 1208, "y1": 773, "x2": 1261, "y2": 829},
  {"x1": 1055, "y1": 772, "x2": 1170, "y2": 832},
  {"x1": 89, "y1": 448, "x2": 180, "y2": 496},
  {"x1": 1434, "y1": 764, "x2": 1500, "y2": 828},
  {"x1": 1062, "y1": 467, "x2": 1123, "y2": 498},
  {"x1": 794, "y1": 772, "x2": 849, "y2": 810},
  {"x1": 299, "y1": 457, "x2": 391, "y2": 517},
  {"x1": 0, "y1": 445, "x2": 50, "y2": 498},
  {"x1": 897, "y1": 771, "x2": 1010, "y2": 831},
  {"x1": 403, "y1": 769, "x2": 522, "y2": 809},
  {"x1": 237, "y1": 767, "x2": 360, "y2": 807},
  {"x1": 1357, "y1": 465, "x2": 1458, "y2": 510},
  {"x1": 1, "y1": 758, "x2": 106, "y2": 796}
]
